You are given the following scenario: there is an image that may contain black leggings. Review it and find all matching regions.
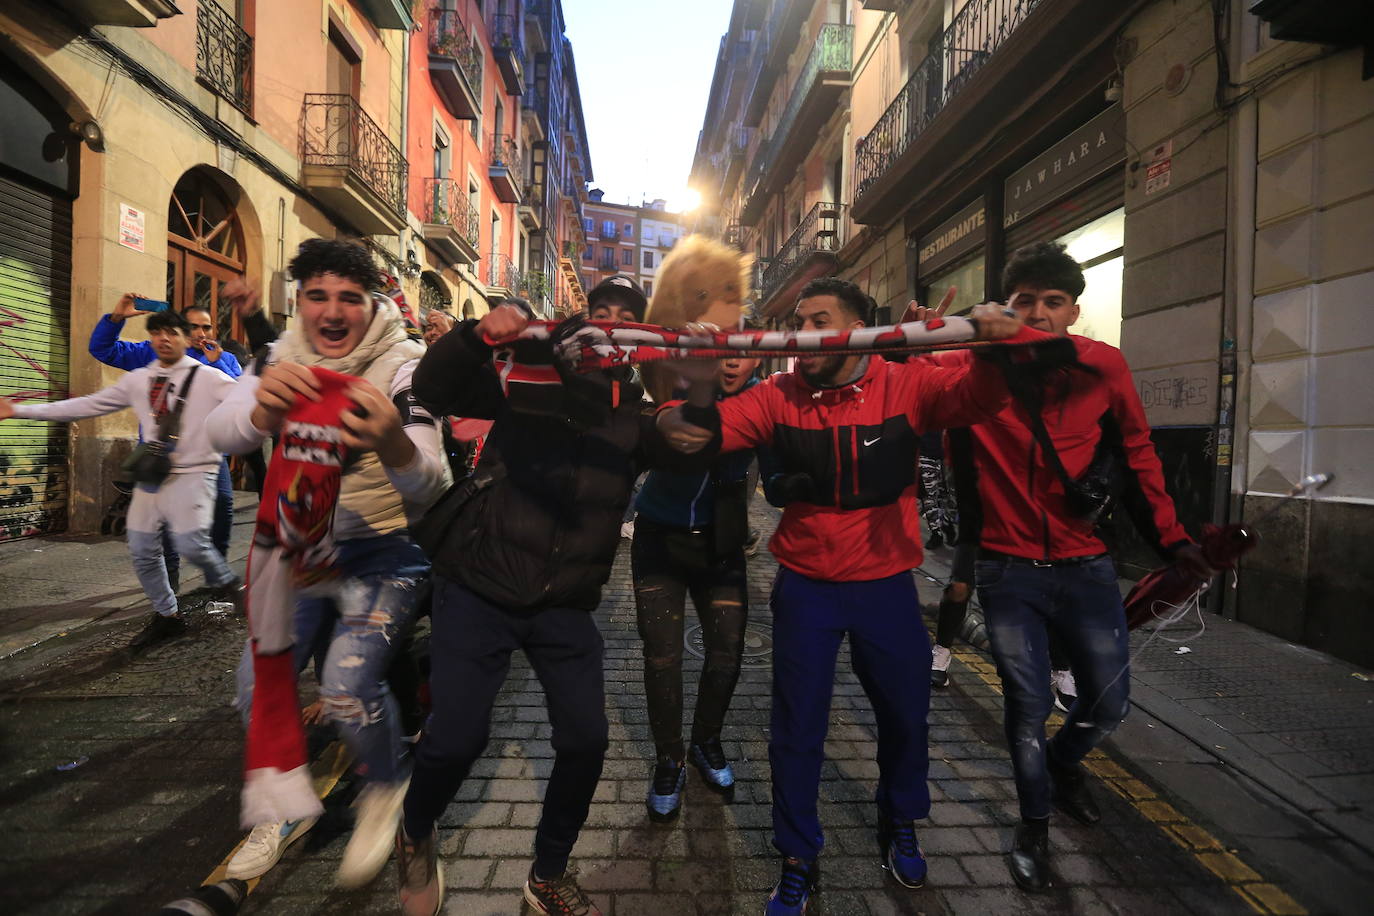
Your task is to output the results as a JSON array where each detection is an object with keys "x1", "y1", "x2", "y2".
[{"x1": 631, "y1": 518, "x2": 748, "y2": 761}]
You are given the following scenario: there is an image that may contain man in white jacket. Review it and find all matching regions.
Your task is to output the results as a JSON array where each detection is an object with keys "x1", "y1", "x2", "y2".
[
  {"x1": 206, "y1": 239, "x2": 450, "y2": 889},
  {"x1": 0, "y1": 309, "x2": 241, "y2": 649}
]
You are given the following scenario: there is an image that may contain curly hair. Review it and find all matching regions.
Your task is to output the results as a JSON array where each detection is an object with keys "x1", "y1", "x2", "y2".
[
  {"x1": 146, "y1": 309, "x2": 191, "y2": 335},
  {"x1": 288, "y1": 238, "x2": 383, "y2": 292},
  {"x1": 796, "y1": 276, "x2": 875, "y2": 325},
  {"x1": 1001, "y1": 241, "x2": 1085, "y2": 299}
]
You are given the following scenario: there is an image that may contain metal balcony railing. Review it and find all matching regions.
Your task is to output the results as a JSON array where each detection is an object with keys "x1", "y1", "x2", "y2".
[
  {"x1": 491, "y1": 13, "x2": 522, "y2": 56},
  {"x1": 759, "y1": 201, "x2": 847, "y2": 304},
  {"x1": 488, "y1": 252, "x2": 522, "y2": 291},
  {"x1": 197, "y1": 0, "x2": 253, "y2": 112},
  {"x1": 742, "y1": 24, "x2": 853, "y2": 216},
  {"x1": 300, "y1": 93, "x2": 407, "y2": 217},
  {"x1": 855, "y1": 0, "x2": 1043, "y2": 202},
  {"x1": 598, "y1": 225, "x2": 620, "y2": 241},
  {"x1": 561, "y1": 239, "x2": 580, "y2": 260},
  {"x1": 429, "y1": 6, "x2": 483, "y2": 94},
  {"x1": 599, "y1": 252, "x2": 618, "y2": 270},
  {"x1": 490, "y1": 132, "x2": 519, "y2": 169},
  {"x1": 422, "y1": 178, "x2": 479, "y2": 246}
]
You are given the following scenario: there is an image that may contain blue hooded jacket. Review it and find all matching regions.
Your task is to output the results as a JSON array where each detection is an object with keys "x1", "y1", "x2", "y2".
[{"x1": 88, "y1": 314, "x2": 243, "y2": 378}]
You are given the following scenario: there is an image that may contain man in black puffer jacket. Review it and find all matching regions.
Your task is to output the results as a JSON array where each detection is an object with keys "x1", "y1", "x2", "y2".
[{"x1": 395, "y1": 292, "x2": 718, "y2": 916}]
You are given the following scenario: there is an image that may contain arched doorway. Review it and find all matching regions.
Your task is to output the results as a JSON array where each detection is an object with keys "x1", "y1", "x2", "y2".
[
  {"x1": 419, "y1": 270, "x2": 451, "y2": 316},
  {"x1": 462, "y1": 298, "x2": 475, "y2": 319},
  {"x1": 166, "y1": 168, "x2": 247, "y2": 344}
]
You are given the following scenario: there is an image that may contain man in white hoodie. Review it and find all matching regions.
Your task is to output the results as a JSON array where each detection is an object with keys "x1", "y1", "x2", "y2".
[
  {"x1": 0, "y1": 309, "x2": 241, "y2": 649},
  {"x1": 207, "y1": 239, "x2": 450, "y2": 889}
]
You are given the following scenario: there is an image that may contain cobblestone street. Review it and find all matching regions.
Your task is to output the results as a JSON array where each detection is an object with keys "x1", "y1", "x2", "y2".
[{"x1": 5, "y1": 503, "x2": 1365, "y2": 914}]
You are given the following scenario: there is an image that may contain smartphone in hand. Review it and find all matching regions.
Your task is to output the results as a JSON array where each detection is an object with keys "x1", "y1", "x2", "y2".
[{"x1": 133, "y1": 297, "x2": 172, "y2": 313}]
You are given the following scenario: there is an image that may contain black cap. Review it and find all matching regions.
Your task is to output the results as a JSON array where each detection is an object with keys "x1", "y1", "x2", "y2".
[{"x1": 586, "y1": 275, "x2": 647, "y2": 320}]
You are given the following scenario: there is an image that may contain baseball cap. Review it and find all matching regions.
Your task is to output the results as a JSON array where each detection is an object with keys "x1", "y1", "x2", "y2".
[{"x1": 586, "y1": 275, "x2": 647, "y2": 320}]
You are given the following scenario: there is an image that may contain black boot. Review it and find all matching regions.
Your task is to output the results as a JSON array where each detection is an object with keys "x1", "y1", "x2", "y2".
[
  {"x1": 1007, "y1": 819, "x2": 1050, "y2": 892},
  {"x1": 1049, "y1": 757, "x2": 1101, "y2": 825},
  {"x1": 129, "y1": 612, "x2": 186, "y2": 652}
]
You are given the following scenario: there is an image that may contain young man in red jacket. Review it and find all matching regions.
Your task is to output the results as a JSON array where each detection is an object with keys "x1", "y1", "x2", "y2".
[
  {"x1": 925, "y1": 242, "x2": 1214, "y2": 891},
  {"x1": 660, "y1": 277, "x2": 1045, "y2": 914}
]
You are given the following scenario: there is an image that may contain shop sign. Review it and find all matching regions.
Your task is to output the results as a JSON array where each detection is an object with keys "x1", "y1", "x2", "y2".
[
  {"x1": 1003, "y1": 105, "x2": 1125, "y2": 227},
  {"x1": 1145, "y1": 140, "x2": 1172, "y2": 195},
  {"x1": 918, "y1": 197, "x2": 986, "y2": 277},
  {"x1": 118, "y1": 203, "x2": 145, "y2": 252}
]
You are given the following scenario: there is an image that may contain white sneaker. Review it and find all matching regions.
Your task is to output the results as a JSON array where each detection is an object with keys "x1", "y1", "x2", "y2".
[
  {"x1": 1051, "y1": 669, "x2": 1078, "y2": 713},
  {"x1": 620, "y1": 520, "x2": 635, "y2": 539},
  {"x1": 225, "y1": 817, "x2": 319, "y2": 879},
  {"x1": 339, "y1": 778, "x2": 410, "y2": 888},
  {"x1": 930, "y1": 645, "x2": 953, "y2": 688}
]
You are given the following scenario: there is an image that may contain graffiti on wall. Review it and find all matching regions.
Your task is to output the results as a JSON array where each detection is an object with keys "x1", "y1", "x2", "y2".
[{"x1": 0, "y1": 257, "x2": 70, "y2": 540}]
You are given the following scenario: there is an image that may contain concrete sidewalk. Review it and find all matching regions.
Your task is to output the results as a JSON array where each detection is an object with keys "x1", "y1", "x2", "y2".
[{"x1": 0, "y1": 493, "x2": 257, "y2": 659}]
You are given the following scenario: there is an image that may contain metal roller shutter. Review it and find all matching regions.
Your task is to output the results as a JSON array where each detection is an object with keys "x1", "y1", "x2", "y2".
[{"x1": 0, "y1": 171, "x2": 72, "y2": 541}]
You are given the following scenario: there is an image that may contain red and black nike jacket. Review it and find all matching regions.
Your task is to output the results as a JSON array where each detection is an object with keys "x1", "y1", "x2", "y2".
[
  {"x1": 930, "y1": 335, "x2": 1191, "y2": 561},
  {"x1": 716, "y1": 326, "x2": 1051, "y2": 582}
]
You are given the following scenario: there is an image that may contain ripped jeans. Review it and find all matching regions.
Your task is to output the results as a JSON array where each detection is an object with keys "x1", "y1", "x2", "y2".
[
  {"x1": 976, "y1": 554, "x2": 1130, "y2": 821},
  {"x1": 235, "y1": 533, "x2": 428, "y2": 784},
  {"x1": 631, "y1": 518, "x2": 748, "y2": 761}
]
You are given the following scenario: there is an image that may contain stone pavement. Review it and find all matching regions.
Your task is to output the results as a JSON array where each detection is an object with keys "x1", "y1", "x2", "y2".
[{"x1": 0, "y1": 501, "x2": 1367, "y2": 914}]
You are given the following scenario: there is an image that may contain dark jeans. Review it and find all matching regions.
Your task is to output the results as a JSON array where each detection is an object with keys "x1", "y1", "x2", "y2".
[
  {"x1": 976, "y1": 555, "x2": 1131, "y2": 820},
  {"x1": 161, "y1": 457, "x2": 234, "y2": 584},
  {"x1": 404, "y1": 576, "x2": 609, "y2": 877},
  {"x1": 769, "y1": 568, "x2": 932, "y2": 860},
  {"x1": 631, "y1": 517, "x2": 747, "y2": 761}
]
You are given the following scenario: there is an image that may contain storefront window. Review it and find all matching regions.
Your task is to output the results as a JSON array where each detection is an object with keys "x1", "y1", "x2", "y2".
[
  {"x1": 924, "y1": 254, "x2": 985, "y2": 317},
  {"x1": 1056, "y1": 208, "x2": 1123, "y2": 346}
]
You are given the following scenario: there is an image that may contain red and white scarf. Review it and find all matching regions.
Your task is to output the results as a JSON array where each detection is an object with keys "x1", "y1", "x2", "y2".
[{"x1": 240, "y1": 367, "x2": 354, "y2": 828}]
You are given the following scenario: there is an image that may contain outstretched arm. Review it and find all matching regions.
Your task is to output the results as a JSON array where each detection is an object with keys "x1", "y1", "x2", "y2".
[
  {"x1": 88, "y1": 295, "x2": 157, "y2": 371},
  {"x1": 3, "y1": 377, "x2": 133, "y2": 423}
]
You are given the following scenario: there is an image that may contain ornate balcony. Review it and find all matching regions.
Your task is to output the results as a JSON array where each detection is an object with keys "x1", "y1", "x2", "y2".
[
  {"x1": 421, "y1": 178, "x2": 479, "y2": 267},
  {"x1": 850, "y1": 0, "x2": 1141, "y2": 225},
  {"x1": 740, "y1": 24, "x2": 853, "y2": 226},
  {"x1": 522, "y1": 81, "x2": 547, "y2": 141},
  {"x1": 490, "y1": 14, "x2": 526, "y2": 96},
  {"x1": 300, "y1": 94, "x2": 407, "y2": 234},
  {"x1": 196, "y1": 1, "x2": 252, "y2": 113},
  {"x1": 428, "y1": 7, "x2": 483, "y2": 120},
  {"x1": 355, "y1": 0, "x2": 413, "y2": 31},
  {"x1": 524, "y1": 0, "x2": 549, "y2": 53},
  {"x1": 487, "y1": 252, "x2": 523, "y2": 297},
  {"x1": 518, "y1": 183, "x2": 543, "y2": 230},
  {"x1": 488, "y1": 133, "x2": 521, "y2": 203},
  {"x1": 758, "y1": 201, "x2": 847, "y2": 316}
]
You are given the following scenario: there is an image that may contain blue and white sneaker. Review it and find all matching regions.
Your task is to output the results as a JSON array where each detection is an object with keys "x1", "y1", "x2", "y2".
[
  {"x1": 877, "y1": 816, "x2": 927, "y2": 888},
  {"x1": 688, "y1": 737, "x2": 736, "y2": 795},
  {"x1": 225, "y1": 816, "x2": 319, "y2": 879},
  {"x1": 646, "y1": 758, "x2": 686, "y2": 822},
  {"x1": 764, "y1": 857, "x2": 817, "y2": 915}
]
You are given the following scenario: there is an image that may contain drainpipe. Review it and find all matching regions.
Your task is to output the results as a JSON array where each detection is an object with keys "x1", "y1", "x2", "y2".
[
  {"x1": 1221, "y1": 29, "x2": 1257, "y2": 621},
  {"x1": 399, "y1": 25, "x2": 412, "y2": 275}
]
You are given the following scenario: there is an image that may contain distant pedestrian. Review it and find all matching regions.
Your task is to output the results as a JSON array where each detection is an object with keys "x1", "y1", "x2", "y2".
[{"x1": 1, "y1": 309, "x2": 242, "y2": 650}]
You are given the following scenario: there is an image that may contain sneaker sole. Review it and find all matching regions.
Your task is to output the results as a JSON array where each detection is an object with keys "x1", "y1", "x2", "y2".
[
  {"x1": 225, "y1": 817, "x2": 319, "y2": 880},
  {"x1": 646, "y1": 803, "x2": 682, "y2": 823},
  {"x1": 400, "y1": 860, "x2": 444, "y2": 916},
  {"x1": 882, "y1": 850, "x2": 926, "y2": 890}
]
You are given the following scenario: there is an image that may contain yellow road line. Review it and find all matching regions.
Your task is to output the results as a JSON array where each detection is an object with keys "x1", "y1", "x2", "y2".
[
  {"x1": 950, "y1": 644, "x2": 1307, "y2": 916},
  {"x1": 201, "y1": 740, "x2": 354, "y2": 889}
]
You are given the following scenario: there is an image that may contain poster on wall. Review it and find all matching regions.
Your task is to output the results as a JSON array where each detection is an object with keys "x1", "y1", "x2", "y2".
[{"x1": 118, "y1": 203, "x2": 145, "y2": 252}]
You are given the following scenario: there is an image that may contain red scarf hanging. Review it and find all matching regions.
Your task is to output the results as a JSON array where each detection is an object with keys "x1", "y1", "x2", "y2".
[{"x1": 240, "y1": 367, "x2": 355, "y2": 827}]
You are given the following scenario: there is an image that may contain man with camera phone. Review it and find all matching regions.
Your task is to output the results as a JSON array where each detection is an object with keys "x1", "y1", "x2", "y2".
[
  {"x1": 0, "y1": 309, "x2": 241, "y2": 649},
  {"x1": 924, "y1": 241, "x2": 1214, "y2": 891}
]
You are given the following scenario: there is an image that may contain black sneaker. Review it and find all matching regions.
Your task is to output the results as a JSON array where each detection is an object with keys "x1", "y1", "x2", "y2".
[
  {"x1": 129, "y1": 612, "x2": 185, "y2": 651},
  {"x1": 744, "y1": 528, "x2": 762, "y2": 558},
  {"x1": 523, "y1": 864, "x2": 600, "y2": 915}
]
